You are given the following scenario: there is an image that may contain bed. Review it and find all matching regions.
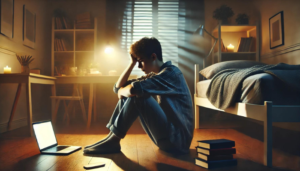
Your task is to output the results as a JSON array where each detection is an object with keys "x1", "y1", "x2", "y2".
[{"x1": 194, "y1": 63, "x2": 300, "y2": 167}]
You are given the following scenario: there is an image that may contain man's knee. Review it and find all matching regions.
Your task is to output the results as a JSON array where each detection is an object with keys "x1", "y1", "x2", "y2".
[{"x1": 134, "y1": 95, "x2": 155, "y2": 105}]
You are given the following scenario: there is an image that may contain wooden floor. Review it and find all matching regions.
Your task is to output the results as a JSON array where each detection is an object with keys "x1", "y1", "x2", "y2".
[{"x1": 0, "y1": 118, "x2": 299, "y2": 171}]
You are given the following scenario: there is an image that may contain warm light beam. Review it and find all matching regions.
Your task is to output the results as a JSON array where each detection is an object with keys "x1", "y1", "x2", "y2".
[{"x1": 105, "y1": 46, "x2": 114, "y2": 54}]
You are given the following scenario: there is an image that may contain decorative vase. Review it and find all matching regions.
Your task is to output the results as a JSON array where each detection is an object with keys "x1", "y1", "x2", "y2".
[{"x1": 21, "y1": 65, "x2": 30, "y2": 74}]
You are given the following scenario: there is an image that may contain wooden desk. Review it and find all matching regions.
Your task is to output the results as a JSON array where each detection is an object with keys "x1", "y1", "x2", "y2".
[
  {"x1": 0, "y1": 73, "x2": 56, "y2": 136},
  {"x1": 55, "y1": 75, "x2": 137, "y2": 128}
]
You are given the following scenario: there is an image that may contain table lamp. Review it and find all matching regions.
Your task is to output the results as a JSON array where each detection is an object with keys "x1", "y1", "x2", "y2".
[{"x1": 194, "y1": 25, "x2": 218, "y2": 69}]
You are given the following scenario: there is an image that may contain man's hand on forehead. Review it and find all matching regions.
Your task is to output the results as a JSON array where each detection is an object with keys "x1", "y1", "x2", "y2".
[{"x1": 130, "y1": 54, "x2": 138, "y2": 63}]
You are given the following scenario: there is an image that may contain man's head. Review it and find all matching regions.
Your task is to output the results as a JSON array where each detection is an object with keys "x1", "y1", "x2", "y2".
[{"x1": 129, "y1": 37, "x2": 164, "y2": 74}]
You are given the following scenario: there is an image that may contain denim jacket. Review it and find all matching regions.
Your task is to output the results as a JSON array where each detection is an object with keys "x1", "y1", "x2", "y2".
[{"x1": 114, "y1": 61, "x2": 194, "y2": 152}]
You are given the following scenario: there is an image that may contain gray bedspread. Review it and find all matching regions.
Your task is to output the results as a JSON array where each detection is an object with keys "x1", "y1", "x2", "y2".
[{"x1": 206, "y1": 63, "x2": 300, "y2": 109}]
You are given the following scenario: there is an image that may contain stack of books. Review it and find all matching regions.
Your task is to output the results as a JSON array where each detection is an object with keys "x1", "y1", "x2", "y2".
[
  {"x1": 237, "y1": 37, "x2": 254, "y2": 52},
  {"x1": 54, "y1": 38, "x2": 67, "y2": 51},
  {"x1": 76, "y1": 12, "x2": 93, "y2": 29},
  {"x1": 195, "y1": 139, "x2": 237, "y2": 169},
  {"x1": 55, "y1": 17, "x2": 72, "y2": 29}
]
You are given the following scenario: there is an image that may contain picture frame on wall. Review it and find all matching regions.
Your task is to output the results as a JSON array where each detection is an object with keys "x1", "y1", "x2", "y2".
[
  {"x1": 0, "y1": 0, "x2": 14, "y2": 38},
  {"x1": 269, "y1": 11, "x2": 284, "y2": 49},
  {"x1": 23, "y1": 5, "x2": 36, "y2": 49}
]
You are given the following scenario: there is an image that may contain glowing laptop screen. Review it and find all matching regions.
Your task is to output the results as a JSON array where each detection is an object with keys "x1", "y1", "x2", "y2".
[{"x1": 33, "y1": 121, "x2": 57, "y2": 150}]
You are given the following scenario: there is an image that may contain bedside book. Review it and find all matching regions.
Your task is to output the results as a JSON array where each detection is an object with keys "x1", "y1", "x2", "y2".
[
  {"x1": 196, "y1": 146, "x2": 236, "y2": 155},
  {"x1": 197, "y1": 139, "x2": 235, "y2": 149},
  {"x1": 197, "y1": 153, "x2": 233, "y2": 161},
  {"x1": 195, "y1": 158, "x2": 237, "y2": 169}
]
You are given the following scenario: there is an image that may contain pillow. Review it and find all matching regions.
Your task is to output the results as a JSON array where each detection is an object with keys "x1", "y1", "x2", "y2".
[{"x1": 200, "y1": 60, "x2": 266, "y2": 79}]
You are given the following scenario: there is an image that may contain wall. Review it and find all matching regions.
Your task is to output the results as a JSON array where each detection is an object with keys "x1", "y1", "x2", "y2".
[
  {"x1": 255, "y1": 0, "x2": 300, "y2": 64},
  {"x1": 203, "y1": 0, "x2": 300, "y2": 131},
  {"x1": 178, "y1": 0, "x2": 205, "y2": 97},
  {"x1": 0, "y1": 0, "x2": 52, "y2": 133}
]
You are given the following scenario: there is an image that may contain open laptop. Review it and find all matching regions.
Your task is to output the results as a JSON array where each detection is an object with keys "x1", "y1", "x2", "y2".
[{"x1": 32, "y1": 120, "x2": 81, "y2": 154}]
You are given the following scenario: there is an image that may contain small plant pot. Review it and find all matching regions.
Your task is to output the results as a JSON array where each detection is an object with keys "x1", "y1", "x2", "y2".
[
  {"x1": 220, "y1": 19, "x2": 229, "y2": 24},
  {"x1": 21, "y1": 65, "x2": 30, "y2": 74},
  {"x1": 237, "y1": 19, "x2": 249, "y2": 25}
]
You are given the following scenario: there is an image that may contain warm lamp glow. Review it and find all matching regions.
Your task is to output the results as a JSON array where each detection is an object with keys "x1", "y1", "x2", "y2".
[
  {"x1": 105, "y1": 46, "x2": 114, "y2": 54},
  {"x1": 109, "y1": 70, "x2": 117, "y2": 76},
  {"x1": 4, "y1": 66, "x2": 11, "y2": 74},
  {"x1": 227, "y1": 44, "x2": 234, "y2": 52}
]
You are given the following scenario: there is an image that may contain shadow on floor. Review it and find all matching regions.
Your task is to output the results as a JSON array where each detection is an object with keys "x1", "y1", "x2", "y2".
[
  {"x1": 233, "y1": 119, "x2": 300, "y2": 157},
  {"x1": 84, "y1": 152, "x2": 149, "y2": 171},
  {"x1": 199, "y1": 110, "x2": 300, "y2": 157},
  {"x1": 156, "y1": 163, "x2": 191, "y2": 171}
]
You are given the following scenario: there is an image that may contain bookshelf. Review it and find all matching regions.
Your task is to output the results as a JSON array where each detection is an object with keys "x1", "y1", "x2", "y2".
[
  {"x1": 211, "y1": 23, "x2": 259, "y2": 64},
  {"x1": 51, "y1": 17, "x2": 97, "y2": 76}
]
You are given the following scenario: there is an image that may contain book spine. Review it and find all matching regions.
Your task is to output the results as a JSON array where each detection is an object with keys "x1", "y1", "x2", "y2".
[
  {"x1": 248, "y1": 37, "x2": 253, "y2": 52},
  {"x1": 58, "y1": 18, "x2": 63, "y2": 29},
  {"x1": 63, "y1": 17, "x2": 68, "y2": 29},
  {"x1": 210, "y1": 148, "x2": 236, "y2": 155},
  {"x1": 62, "y1": 39, "x2": 66, "y2": 51},
  {"x1": 239, "y1": 38, "x2": 246, "y2": 52},
  {"x1": 210, "y1": 142, "x2": 235, "y2": 149},
  {"x1": 197, "y1": 147, "x2": 236, "y2": 155},
  {"x1": 59, "y1": 39, "x2": 63, "y2": 51},
  {"x1": 198, "y1": 154, "x2": 233, "y2": 161}
]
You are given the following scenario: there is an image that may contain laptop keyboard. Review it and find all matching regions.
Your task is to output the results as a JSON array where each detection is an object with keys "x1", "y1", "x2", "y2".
[{"x1": 43, "y1": 146, "x2": 69, "y2": 152}]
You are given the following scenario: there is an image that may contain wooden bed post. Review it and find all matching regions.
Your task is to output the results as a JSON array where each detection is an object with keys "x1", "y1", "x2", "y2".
[
  {"x1": 264, "y1": 101, "x2": 273, "y2": 167},
  {"x1": 194, "y1": 64, "x2": 199, "y2": 129}
]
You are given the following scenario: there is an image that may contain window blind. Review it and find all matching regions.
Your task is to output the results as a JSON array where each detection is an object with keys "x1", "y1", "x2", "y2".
[{"x1": 121, "y1": 0, "x2": 184, "y2": 74}]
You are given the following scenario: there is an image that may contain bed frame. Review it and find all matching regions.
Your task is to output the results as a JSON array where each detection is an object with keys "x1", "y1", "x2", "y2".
[{"x1": 194, "y1": 64, "x2": 300, "y2": 167}]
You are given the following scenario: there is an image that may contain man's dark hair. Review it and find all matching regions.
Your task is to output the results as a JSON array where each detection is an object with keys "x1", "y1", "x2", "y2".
[{"x1": 130, "y1": 37, "x2": 163, "y2": 61}]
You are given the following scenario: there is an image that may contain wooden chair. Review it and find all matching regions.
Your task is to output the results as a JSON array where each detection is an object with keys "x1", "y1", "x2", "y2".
[{"x1": 50, "y1": 84, "x2": 86, "y2": 124}]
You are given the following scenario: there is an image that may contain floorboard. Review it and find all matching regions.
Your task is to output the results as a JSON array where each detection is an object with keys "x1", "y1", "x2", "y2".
[{"x1": 0, "y1": 119, "x2": 299, "y2": 171}]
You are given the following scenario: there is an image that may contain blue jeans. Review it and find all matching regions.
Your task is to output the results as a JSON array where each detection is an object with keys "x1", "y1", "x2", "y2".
[{"x1": 106, "y1": 96, "x2": 182, "y2": 153}]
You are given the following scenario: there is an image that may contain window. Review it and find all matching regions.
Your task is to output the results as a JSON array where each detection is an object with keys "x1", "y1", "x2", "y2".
[{"x1": 121, "y1": 0, "x2": 185, "y2": 74}]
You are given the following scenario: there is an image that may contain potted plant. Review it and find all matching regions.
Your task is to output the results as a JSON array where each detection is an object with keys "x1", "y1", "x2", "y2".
[
  {"x1": 213, "y1": 5, "x2": 234, "y2": 24},
  {"x1": 236, "y1": 13, "x2": 249, "y2": 24},
  {"x1": 16, "y1": 55, "x2": 34, "y2": 74}
]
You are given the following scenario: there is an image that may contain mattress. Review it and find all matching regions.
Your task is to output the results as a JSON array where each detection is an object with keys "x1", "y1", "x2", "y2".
[{"x1": 196, "y1": 73, "x2": 300, "y2": 105}]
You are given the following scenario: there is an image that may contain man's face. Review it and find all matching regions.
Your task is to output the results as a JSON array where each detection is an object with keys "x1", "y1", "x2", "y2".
[{"x1": 136, "y1": 56, "x2": 153, "y2": 74}]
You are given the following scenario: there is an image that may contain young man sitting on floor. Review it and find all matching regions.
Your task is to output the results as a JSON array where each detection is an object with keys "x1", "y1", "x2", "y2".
[{"x1": 84, "y1": 37, "x2": 194, "y2": 154}]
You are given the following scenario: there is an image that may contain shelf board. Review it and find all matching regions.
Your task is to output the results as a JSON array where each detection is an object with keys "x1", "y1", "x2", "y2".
[
  {"x1": 55, "y1": 51, "x2": 74, "y2": 52},
  {"x1": 222, "y1": 52, "x2": 256, "y2": 54},
  {"x1": 75, "y1": 29, "x2": 94, "y2": 32},
  {"x1": 54, "y1": 29, "x2": 74, "y2": 32},
  {"x1": 213, "y1": 25, "x2": 256, "y2": 33},
  {"x1": 54, "y1": 29, "x2": 94, "y2": 32},
  {"x1": 75, "y1": 51, "x2": 94, "y2": 52}
]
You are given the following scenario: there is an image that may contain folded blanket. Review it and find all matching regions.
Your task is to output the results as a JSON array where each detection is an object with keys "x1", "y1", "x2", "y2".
[{"x1": 206, "y1": 63, "x2": 300, "y2": 109}]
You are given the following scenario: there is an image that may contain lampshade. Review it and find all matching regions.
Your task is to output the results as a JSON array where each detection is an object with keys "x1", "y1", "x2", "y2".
[{"x1": 194, "y1": 25, "x2": 205, "y2": 36}]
